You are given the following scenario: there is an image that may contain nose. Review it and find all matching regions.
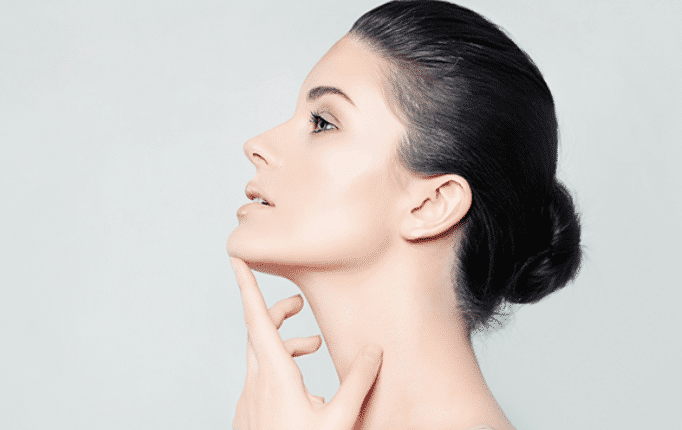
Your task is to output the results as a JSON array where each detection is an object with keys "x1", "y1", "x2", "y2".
[
  {"x1": 243, "y1": 136, "x2": 266, "y2": 168},
  {"x1": 243, "y1": 131, "x2": 277, "y2": 169}
]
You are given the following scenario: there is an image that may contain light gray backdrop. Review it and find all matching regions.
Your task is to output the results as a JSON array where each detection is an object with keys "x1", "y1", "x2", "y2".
[{"x1": 1, "y1": 0, "x2": 680, "y2": 429}]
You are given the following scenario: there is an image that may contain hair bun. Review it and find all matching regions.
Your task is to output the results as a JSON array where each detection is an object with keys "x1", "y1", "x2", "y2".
[{"x1": 504, "y1": 180, "x2": 583, "y2": 304}]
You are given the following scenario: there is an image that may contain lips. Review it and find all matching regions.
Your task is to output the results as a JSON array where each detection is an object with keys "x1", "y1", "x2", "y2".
[{"x1": 245, "y1": 181, "x2": 275, "y2": 207}]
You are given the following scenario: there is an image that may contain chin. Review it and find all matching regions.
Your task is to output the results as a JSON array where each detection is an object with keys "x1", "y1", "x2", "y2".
[
  {"x1": 227, "y1": 223, "x2": 386, "y2": 278},
  {"x1": 227, "y1": 228, "x2": 288, "y2": 277},
  {"x1": 227, "y1": 228, "x2": 262, "y2": 263}
]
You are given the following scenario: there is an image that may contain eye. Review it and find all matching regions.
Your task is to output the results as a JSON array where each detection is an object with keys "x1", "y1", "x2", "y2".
[{"x1": 309, "y1": 110, "x2": 337, "y2": 134}]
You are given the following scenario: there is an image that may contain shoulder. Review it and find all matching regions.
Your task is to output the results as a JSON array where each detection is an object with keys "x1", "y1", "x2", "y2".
[{"x1": 468, "y1": 425, "x2": 517, "y2": 430}]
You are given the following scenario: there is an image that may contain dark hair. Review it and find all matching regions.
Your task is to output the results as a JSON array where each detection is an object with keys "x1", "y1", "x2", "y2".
[{"x1": 349, "y1": 0, "x2": 582, "y2": 335}]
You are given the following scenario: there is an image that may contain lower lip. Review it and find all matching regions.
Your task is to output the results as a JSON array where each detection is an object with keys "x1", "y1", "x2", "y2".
[{"x1": 237, "y1": 202, "x2": 274, "y2": 218}]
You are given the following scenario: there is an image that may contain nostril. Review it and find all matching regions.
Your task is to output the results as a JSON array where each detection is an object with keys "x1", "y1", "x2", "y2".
[{"x1": 244, "y1": 133, "x2": 275, "y2": 167}]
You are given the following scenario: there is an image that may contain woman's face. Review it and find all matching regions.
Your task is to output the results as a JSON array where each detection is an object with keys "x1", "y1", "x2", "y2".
[{"x1": 227, "y1": 36, "x2": 409, "y2": 276}]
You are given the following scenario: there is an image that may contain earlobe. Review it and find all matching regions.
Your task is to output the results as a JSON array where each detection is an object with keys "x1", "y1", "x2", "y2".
[{"x1": 400, "y1": 174, "x2": 472, "y2": 241}]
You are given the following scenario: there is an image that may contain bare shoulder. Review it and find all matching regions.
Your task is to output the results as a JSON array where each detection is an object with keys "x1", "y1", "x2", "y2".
[
  {"x1": 417, "y1": 419, "x2": 516, "y2": 430},
  {"x1": 409, "y1": 392, "x2": 516, "y2": 430},
  {"x1": 467, "y1": 424, "x2": 517, "y2": 430},
  {"x1": 468, "y1": 426, "x2": 516, "y2": 430}
]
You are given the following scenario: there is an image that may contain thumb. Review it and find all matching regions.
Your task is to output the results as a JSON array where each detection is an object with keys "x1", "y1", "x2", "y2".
[{"x1": 327, "y1": 344, "x2": 383, "y2": 427}]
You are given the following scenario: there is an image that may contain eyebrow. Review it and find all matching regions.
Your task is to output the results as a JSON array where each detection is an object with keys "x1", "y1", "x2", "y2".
[{"x1": 306, "y1": 85, "x2": 356, "y2": 108}]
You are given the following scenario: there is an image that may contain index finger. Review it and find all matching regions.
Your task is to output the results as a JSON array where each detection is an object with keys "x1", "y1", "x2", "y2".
[{"x1": 230, "y1": 257, "x2": 289, "y2": 364}]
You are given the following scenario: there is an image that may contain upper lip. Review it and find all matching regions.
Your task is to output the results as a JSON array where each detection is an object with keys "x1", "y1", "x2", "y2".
[{"x1": 245, "y1": 181, "x2": 275, "y2": 206}]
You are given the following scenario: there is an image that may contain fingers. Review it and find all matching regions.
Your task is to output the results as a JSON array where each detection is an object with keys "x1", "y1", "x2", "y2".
[
  {"x1": 237, "y1": 269, "x2": 316, "y2": 377},
  {"x1": 284, "y1": 335, "x2": 323, "y2": 357},
  {"x1": 245, "y1": 295, "x2": 317, "y2": 376},
  {"x1": 245, "y1": 333, "x2": 258, "y2": 377},
  {"x1": 269, "y1": 294, "x2": 304, "y2": 330},
  {"x1": 231, "y1": 257, "x2": 289, "y2": 363},
  {"x1": 307, "y1": 392, "x2": 325, "y2": 410},
  {"x1": 267, "y1": 295, "x2": 322, "y2": 357},
  {"x1": 327, "y1": 344, "x2": 383, "y2": 428},
  {"x1": 248, "y1": 334, "x2": 321, "y2": 376}
]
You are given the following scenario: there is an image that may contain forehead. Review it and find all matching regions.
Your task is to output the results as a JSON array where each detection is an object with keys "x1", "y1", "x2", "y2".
[{"x1": 300, "y1": 36, "x2": 391, "y2": 109}]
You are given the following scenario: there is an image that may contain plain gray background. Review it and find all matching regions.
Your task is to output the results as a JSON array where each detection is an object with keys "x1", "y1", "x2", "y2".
[{"x1": 1, "y1": 0, "x2": 680, "y2": 429}]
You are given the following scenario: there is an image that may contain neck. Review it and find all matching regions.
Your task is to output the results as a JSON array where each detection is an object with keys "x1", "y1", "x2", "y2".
[{"x1": 280, "y1": 239, "x2": 506, "y2": 430}]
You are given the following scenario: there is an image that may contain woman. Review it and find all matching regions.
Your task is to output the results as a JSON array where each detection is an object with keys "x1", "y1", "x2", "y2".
[{"x1": 227, "y1": 1, "x2": 582, "y2": 429}]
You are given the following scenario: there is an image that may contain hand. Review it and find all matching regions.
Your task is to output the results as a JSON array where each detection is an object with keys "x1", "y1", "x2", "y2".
[{"x1": 230, "y1": 257, "x2": 383, "y2": 430}]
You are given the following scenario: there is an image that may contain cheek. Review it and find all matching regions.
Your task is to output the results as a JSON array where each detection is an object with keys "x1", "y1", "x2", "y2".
[
  {"x1": 319, "y1": 148, "x2": 387, "y2": 222},
  {"x1": 293, "y1": 196, "x2": 391, "y2": 265},
  {"x1": 286, "y1": 151, "x2": 395, "y2": 259}
]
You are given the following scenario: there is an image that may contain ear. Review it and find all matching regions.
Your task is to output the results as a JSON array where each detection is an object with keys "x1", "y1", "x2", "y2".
[{"x1": 399, "y1": 174, "x2": 472, "y2": 241}]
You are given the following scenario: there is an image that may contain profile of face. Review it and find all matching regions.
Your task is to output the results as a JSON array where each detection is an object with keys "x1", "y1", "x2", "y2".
[{"x1": 226, "y1": 36, "x2": 413, "y2": 278}]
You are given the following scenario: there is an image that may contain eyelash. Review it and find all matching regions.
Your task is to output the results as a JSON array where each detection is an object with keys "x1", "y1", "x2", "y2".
[{"x1": 309, "y1": 110, "x2": 337, "y2": 134}]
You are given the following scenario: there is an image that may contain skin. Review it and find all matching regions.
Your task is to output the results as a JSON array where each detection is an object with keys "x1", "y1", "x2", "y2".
[
  {"x1": 230, "y1": 257, "x2": 386, "y2": 430},
  {"x1": 227, "y1": 35, "x2": 515, "y2": 430}
]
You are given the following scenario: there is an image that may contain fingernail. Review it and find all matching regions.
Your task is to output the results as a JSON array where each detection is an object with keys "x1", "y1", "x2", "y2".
[{"x1": 364, "y1": 344, "x2": 382, "y2": 362}]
